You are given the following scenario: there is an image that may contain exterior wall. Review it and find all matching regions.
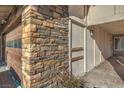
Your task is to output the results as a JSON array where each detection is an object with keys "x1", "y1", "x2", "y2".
[
  {"x1": 68, "y1": 5, "x2": 113, "y2": 74},
  {"x1": 94, "y1": 27, "x2": 112, "y2": 65},
  {"x1": 5, "y1": 25, "x2": 22, "y2": 81},
  {"x1": 0, "y1": 5, "x2": 119, "y2": 87},
  {"x1": 0, "y1": 6, "x2": 23, "y2": 83},
  {"x1": 86, "y1": 26, "x2": 112, "y2": 72},
  {"x1": 87, "y1": 5, "x2": 124, "y2": 26},
  {"x1": 86, "y1": 29, "x2": 95, "y2": 71},
  {"x1": 22, "y1": 5, "x2": 69, "y2": 87}
]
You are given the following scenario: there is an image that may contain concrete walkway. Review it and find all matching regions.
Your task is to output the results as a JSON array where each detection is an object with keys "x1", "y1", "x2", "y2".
[
  {"x1": 0, "y1": 61, "x2": 16, "y2": 88},
  {"x1": 83, "y1": 55, "x2": 124, "y2": 88}
]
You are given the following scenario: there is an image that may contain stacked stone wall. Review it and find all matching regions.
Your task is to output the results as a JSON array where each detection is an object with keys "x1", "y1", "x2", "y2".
[{"x1": 22, "y1": 5, "x2": 69, "y2": 87}]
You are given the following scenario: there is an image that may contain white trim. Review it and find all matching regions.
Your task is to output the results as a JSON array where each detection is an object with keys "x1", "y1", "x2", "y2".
[
  {"x1": 69, "y1": 16, "x2": 86, "y2": 27},
  {"x1": 88, "y1": 12, "x2": 124, "y2": 26},
  {"x1": 93, "y1": 38, "x2": 96, "y2": 67},
  {"x1": 84, "y1": 27, "x2": 87, "y2": 73},
  {"x1": 68, "y1": 19, "x2": 72, "y2": 76}
]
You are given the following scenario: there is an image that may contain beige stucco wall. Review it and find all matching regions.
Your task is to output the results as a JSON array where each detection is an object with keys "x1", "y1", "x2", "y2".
[
  {"x1": 87, "y1": 5, "x2": 124, "y2": 26},
  {"x1": 86, "y1": 29, "x2": 94, "y2": 71},
  {"x1": 86, "y1": 26, "x2": 112, "y2": 72},
  {"x1": 68, "y1": 5, "x2": 114, "y2": 73}
]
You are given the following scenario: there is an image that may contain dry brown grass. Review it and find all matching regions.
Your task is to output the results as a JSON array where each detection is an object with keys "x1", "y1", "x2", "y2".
[
  {"x1": 62, "y1": 76, "x2": 85, "y2": 88},
  {"x1": 59, "y1": 74, "x2": 86, "y2": 88}
]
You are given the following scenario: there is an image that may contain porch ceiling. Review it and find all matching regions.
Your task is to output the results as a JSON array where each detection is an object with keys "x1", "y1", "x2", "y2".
[
  {"x1": 0, "y1": 6, "x2": 13, "y2": 30},
  {"x1": 98, "y1": 20, "x2": 124, "y2": 35}
]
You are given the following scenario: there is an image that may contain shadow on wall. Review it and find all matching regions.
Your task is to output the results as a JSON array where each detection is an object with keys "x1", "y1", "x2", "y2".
[
  {"x1": 86, "y1": 6, "x2": 124, "y2": 81},
  {"x1": 86, "y1": 26, "x2": 113, "y2": 72},
  {"x1": 107, "y1": 55, "x2": 124, "y2": 81}
]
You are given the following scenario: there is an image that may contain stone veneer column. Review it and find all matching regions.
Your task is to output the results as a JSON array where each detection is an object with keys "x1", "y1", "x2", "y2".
[
  {"x1": 22, "y1": 5, "x2": 35, "y2": 87},
  {"x1": 22, "y1": 5, "x2": 69, "y2": 88}
]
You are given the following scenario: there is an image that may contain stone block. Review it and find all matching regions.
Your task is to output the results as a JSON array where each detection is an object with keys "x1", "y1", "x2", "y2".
[
  {"x1": 56, "y1": 8, "x2": 63, "y2": 15},
  {"x1": 38, "y1": 7, "x2": 53, "y2": 17},
  {"x1": 24, "y1": 24, "x2": 36, "y2": 32},
  {"x1": 22, "y1": 6, "x2": 38, "y2": 16},
  {"x1": 37, "y1": 15, "x2": 45, "y2": 20},
  {"x1": 30, "y1": 18, "x2": 43, "y2": 25},
  {"x1": 38, "y1": 29, "x2": 50, "y2": 36},
  {"x1": 53, "y1": 12, "x2": 61, "y2": 18},
  {"x1": 30, "y1": 73, "x2": 41, "y2": 80},
  {"x1": 36, "y1": 38, "x2": 50, "y2": 44},
  {"x1": 32, "y1": 33, "x2": 40, "y2": 37},
  {"x1": 22, "y1": 38, "x2": 30, "y2": 44}
]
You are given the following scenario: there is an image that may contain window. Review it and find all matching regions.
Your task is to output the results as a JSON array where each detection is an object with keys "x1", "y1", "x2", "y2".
[
  {"x1": 6, "y1": 38, "x2": 22, "y2": 48},
  {"x1": 121, "y1": 38, "x2": 124, "y2": 50},
  {"x1": 14, "y1": 39, "x2": 18, "y2": 48},
  {"x1": 114, "y1": 37, "x2": 124, "y2": 51},
  {"x1": 17, "y1": 39, "x2": 22, "y2": 48}
]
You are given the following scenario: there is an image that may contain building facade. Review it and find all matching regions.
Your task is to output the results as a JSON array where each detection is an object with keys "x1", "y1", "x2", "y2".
[{"x1": 0, "y1": 5, "x2": 124, "y2": 87}]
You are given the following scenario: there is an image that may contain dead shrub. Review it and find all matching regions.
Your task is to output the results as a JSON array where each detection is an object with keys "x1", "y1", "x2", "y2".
[
  {"x1": 59, "y1": 74, "x2": 86, "y2": 88},
  {"x1": 62, "y1": 76, "x2": 85, "y2": 88}
]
